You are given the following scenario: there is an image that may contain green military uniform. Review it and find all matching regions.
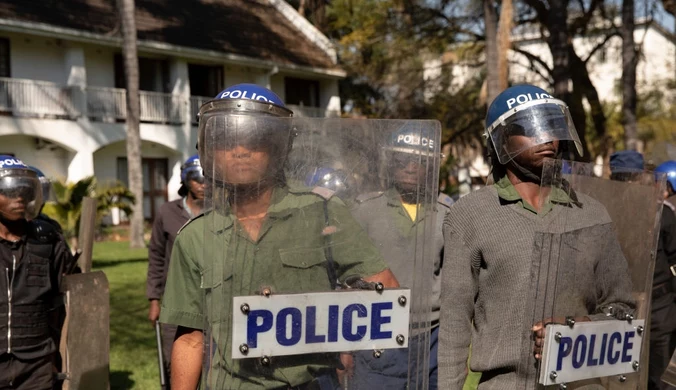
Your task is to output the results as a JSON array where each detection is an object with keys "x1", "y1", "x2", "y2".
[
  {"x1": 352, "y1": 188, "x2": 449, "y2": 326},
  {"x1": 493, "y1": 174, "x2": 573, "y2": 214},
  {"x1": 159, "y1": 185, "x2": 388, "y2": 389}
]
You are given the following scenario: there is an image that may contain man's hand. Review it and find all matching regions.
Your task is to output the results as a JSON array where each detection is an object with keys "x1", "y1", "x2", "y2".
[
  {"x1": 337, "y1": 352, "x2": 354, "y2": 385},
  {"x1": 532, "y1": 316, "x2": 590, "y2": 359},
  {"x1": 148, "y1": 299, "x2": 161, "y2": 325}
]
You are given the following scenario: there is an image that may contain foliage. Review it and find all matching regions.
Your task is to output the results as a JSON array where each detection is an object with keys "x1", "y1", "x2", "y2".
[{"x1": 42, "y1": 177, "x2": 135, "y2": 244}]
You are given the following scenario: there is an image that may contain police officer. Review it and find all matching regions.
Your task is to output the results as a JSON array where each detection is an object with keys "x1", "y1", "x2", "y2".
[
  {"x1": 147, "y1": 154, "x2": 205, "y2": 389},
  {"x1": 439, "y1": 85, "x2": 635, "y2": 388},
  {"x1": 158, "y1": 84, "x2": 398, "y2": 390},
  {"x1": 0, "y1": 156, "x2": 76, "y2": 390},
  {"x1": 349, "y1": 126, "x2": 450, "y2": 389},
  {"x1": 651, "y1": 159, "x2": 676, "y2": 390},
  {"x1": 657, "y1": 161, "x2": 676, "y2": 208}
]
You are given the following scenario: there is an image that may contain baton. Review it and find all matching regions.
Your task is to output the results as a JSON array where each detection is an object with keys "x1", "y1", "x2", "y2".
[{"x1": 155, "y1": 321, "x2": 166, "y2": 387}]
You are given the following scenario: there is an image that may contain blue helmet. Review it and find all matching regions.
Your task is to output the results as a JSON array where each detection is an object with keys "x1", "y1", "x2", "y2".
[
  {"x1": 485, "y1": 84, "x2": 583, "y2": 164},
  {"x1": 609, "y1": 151, "x2": 644, "y2": 174},
  {"x1": 197, "y1": 83, "x2": 294, "y2": 185},
  {"x1": 28, "y1": 165, "x2": 51, "y2": 202},
  {"x1": 305, "y1": 167, "x2": 349, "y2": 194},
  {"x1": 0, "y1": 155, "x2": 43, "y2": 220},
  {"x1": 180, "y1": 155, "x2": 203, "y2": 183},
  {"x1": 656, "y1": 160, "x2": 676, "y2": 191}
]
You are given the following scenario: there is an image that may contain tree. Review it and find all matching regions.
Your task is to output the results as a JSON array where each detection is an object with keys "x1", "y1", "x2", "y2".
[
  {"x1": 622, "y1": 0, "x2": 639, "y2": 150},
  {"x1": 42, "y1": 177, "x2": 135, "y2": 249},
  {"x1": 117, "y1": 0, "x2": 145, "y2": 248},
  {"x1": 484, "y1": 0, "x2": 500, "y2": 104}
]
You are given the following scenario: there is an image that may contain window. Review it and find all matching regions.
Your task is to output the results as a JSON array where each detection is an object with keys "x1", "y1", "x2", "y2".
[
  {"x1": 0, "y1": 38, "x2": 9, "y2": 77},
  {"x1": 114, "y1": 54, "x2": 169, "y2": 92},
  {"x1": 188, "y1": 64, "x2": 224, "y2": 97},
  {"x1": 117, "y1": 157, "x2": 168, "y2": 221},
  {"x1": 284, "y1": 77, "x2": 320, "y2": 107}
]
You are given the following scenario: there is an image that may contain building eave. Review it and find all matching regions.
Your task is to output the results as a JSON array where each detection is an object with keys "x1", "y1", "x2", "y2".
[{"x1": 0, "y1": 17, "x2": 347, "y2": 79}]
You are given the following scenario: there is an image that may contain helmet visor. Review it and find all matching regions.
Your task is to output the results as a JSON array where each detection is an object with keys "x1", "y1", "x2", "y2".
[
  {"x1": 0, "y1": 174, "x2": 43, "y2": 220},
  {"x1": 487, "y1": 99, "x2": 583, "y2": 164},
  {"x1": 198, "y1": 114, "x2": 293, "y2": 185}
]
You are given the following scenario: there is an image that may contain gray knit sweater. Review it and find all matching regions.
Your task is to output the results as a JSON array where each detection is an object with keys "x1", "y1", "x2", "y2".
[{"x1": 438, "y1": 185, "x2": 634, "y2": 389}]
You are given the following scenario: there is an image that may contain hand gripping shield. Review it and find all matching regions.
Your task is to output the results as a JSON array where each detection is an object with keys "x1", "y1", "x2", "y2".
[
  {"x1": 513, "y1": 159, "x2": 665, "y2": 389},
  {"x1": 198, "y1": 114, "x2": 441, "y2": 389}
]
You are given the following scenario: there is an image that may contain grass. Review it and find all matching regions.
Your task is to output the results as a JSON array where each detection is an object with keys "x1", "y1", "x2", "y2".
[{"x1": 92, "y1": 241, "x2": 160, "y2": 390}]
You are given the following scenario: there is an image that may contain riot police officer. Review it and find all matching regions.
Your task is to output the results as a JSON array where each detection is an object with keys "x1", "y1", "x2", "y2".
[
  {"x1": 439, "y1": 85, "x2": 636, "y2": 389},
  {"x1": 159, "y1": 84, "x2": 398, "y2": 390},
  {"x1": 349, "y1": 126, "x2": 450, "y2": 389},
  {"x1": 0, "y1": 156, "x2": 76, "y2": 390},
  {"x1": 147, "y1": 154, "x2": 205, "y2": 389}
]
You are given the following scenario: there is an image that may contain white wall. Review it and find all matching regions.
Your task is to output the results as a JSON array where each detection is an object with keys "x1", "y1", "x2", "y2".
[
  {"x1": 84, "y1": 45, "x2": 116, "y2": 88},
  {"x1": 0, "y1": 134, "x2": 71, "y2": 180},
  {"x1": 5, "y1": 32, "x2": 66, "y2": 83}
]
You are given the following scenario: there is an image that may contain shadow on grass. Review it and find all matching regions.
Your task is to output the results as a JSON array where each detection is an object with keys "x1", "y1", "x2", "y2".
[
  {"x1": 110, "y1": 370, "x2": 135, "y2": 390},
  {"x1": 110, "y1": 280, "x2": 158, "y2": 350},
  {"x1": 93, "y1": 258, "x2": 148, "y2": 269}
]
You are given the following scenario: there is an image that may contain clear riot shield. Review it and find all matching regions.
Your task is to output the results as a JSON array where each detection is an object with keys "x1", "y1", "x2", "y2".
[
  {"x1": 198, "y1": 114, "x2": 440, "y2": 389},
  {"x1": 514, "y1": 159, "x2": 665, "y2": 389}
]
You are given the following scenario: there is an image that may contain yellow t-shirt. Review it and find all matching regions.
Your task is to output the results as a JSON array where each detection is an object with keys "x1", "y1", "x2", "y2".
[{"x1": 402, "y1": 202, "x2": 417, "y2": 221}]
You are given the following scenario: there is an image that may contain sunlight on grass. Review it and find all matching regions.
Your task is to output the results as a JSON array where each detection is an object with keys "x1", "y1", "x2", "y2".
[{"x1": 93, "y1": 241, "x2": 160, "y2": 390}]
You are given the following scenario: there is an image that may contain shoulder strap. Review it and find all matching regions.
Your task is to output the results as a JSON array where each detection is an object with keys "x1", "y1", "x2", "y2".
[
  {"x1": 321, "y1": 200, "x2": 338, "y2": 290},
  {"x1": 177, "y1": 212, "x2": 205, "y2": 235},
  {"x1": 355, "y1": 191, "x2": 384, "y2": 204}
]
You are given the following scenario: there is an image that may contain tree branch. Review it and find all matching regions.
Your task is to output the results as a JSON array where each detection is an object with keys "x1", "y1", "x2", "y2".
[
  {"x1": 582, "y1": 31, "x2": 620, "y2": 64},
  {"x1": 512, "y1": 47, "x2": 554, "y2": 76}
]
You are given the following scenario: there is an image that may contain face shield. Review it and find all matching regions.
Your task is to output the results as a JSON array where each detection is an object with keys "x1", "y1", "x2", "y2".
[
  {"x1": 486, "y1": 99, "x2": 583, "y2": 165},
  {"x1": 197, "y1": 98, "x2": 294, "y2": 187},
  {"x1": 0, "y1": 169, "x2": 43, "y2": 220},
  {"x1": 38, "y1": 176, "x2": 51, "y2": 201}
]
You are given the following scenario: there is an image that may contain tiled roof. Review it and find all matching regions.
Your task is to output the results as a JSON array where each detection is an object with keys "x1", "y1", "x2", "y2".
[{"x1": 0, "y1": 0, "x2": 338, "y2": 70}]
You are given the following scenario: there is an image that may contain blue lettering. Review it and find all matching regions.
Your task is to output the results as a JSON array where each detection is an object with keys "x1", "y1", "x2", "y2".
[
  {"x1": 328, "y1": 305, "x2": 339, "y2": 342},
  {"x1": 599, "y1": 333, "x2": 608, "y2": 365},
  {"x1": 305, "y1": 306, "x2": 325, "y2": 344},
  {"x1": 556, "y1": 336, "x2": 573, "y2": 371},
  {"x1": 247, "y1": 310, "x2": 273, "y2": 348},
  {"x1": 587, "y1": 335, "x2": 598, "y2": 367},
  {"x1": 608, "y1": 332, "x2": 622, "y2": 364},
  {"x1": 622, "y1": 331, "x2": 635, "y2": 363},
  {"x1": 276, "y1": 308, "x2": 302, "y2": 346},
  {"x1": 343, "y1": 304, "x2": 367, "y2": 342},
  {"x1": 370, "y1": 302, "x2": 392, "y2": 340},
  {"x1": 572, "y1": 335, "x2": 587, "y2": 369}
]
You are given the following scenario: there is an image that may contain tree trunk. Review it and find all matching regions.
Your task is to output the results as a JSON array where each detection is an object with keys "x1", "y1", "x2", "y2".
[
  {"x1": 298, "y1": 0, "x2": 306, "y2": 15},
  {"x1": 497, "y1": 0, "x2": 513, "y2": 91},
  {"x1": 484, "y1": 0, "x2": 500, "y2": 105},
  {"x1": 118, "y1": 0, "x2": 145, "y2": 248},
  {"x1": 622, "y1": 0, "x2": 639, "y2": 151},
  {"x1": 547, "y1": 0, "x2": 571, "y2": 97}
]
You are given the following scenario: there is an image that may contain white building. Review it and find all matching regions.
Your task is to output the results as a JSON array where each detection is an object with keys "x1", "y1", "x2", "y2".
[{"x1": 0, "y1": 0, "x2": 344, "y2": 220}]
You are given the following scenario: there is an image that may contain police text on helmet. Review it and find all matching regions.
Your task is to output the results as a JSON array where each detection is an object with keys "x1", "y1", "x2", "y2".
[
  {"x1": 0, "y1": 158, "x2": 27, "y2": 169},
  {"x1": 396, "y1": 135, "x2": 434, "y2": 149},
  {"x1": 506, "y1": 92, "x2": 553, "y2": 109},
  {"x1": 218, "y1": 90, "x2": 273, "y2": 102}
]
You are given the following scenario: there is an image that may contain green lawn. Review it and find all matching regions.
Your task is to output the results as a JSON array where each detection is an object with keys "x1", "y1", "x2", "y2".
[{"x1": 92, "y1": 241, "x2": 160, "y2": 390}]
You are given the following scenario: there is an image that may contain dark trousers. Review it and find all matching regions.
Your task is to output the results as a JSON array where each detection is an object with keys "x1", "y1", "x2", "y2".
[
  {"x1": 0, "y1": 354, "x2": 54, "y2": 390},
  {"x1": 350, "y1": 326, "x2": 439, "y2": 389},
  {"x1": 160, "y1": 323, "x2": 178, "y2": 390},
  {"x1": 649, "y1": 294, "x2": 676, "y2": 390}
]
